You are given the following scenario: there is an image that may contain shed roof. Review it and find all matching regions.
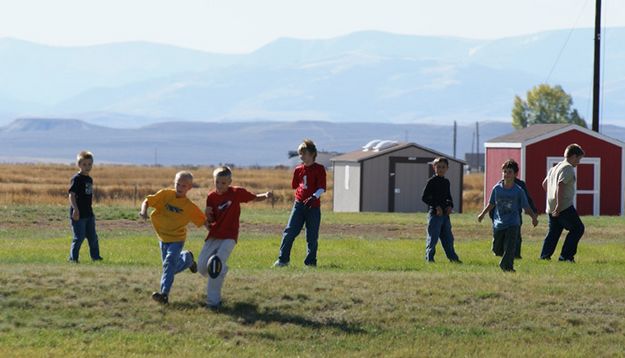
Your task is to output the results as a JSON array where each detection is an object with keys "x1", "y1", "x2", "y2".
[
  {"x1": 331, "y1": 142, "x2": 465, "y2": 164},
  {"x1": 486, "y1": 124, "x2": 625, "y2": 148}
]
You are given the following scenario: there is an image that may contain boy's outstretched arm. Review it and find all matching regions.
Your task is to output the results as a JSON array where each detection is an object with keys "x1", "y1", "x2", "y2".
[
  {"x1": 477, "y1": 203, "x2": 495, "y2": 222},
  {"x1": 255, "y1": 191, "x2": 273, "y2": 202},
  {"x1": 139, "y1": 199, "x2": 149, "y2": 220}
]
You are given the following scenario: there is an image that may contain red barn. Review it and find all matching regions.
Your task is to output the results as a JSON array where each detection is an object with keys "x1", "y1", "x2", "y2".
[{"x1": 484, "y1": 124, "x2": 625, "y2": 216}]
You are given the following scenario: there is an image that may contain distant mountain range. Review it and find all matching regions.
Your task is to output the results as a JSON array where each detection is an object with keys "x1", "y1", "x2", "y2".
[
  {"x1": 1, "y1": 28, "x2": 624, "y2": 127},
  {"x1": 3, "y1": 118, "x2": 625, "y2": 166}
]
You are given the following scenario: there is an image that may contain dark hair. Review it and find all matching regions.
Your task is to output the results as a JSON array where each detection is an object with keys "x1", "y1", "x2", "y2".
[
  {"x1": 501, "y1": 159, "x2": 519, "y2": 173},
  {"x1": 432, "y1": 157, "x2": 449, "y2": 166},
  {"x1": 298, "y1": 139, "x2": 317, "y2": 159},
  {"x1": 565, "y1": 143, "x2": 584, "y2": 158}
]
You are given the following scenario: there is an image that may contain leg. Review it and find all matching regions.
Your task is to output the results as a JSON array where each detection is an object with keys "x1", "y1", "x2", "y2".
[
  {"x1": 198, "y1": 239, "x2": 221, "y2": 278},
  {"x1": 515, "y1": 232, "x2": 523, "y2": 259},
  {"x1": 499, "y1": 226, "x2": 519, "y2": 271},
  {"x1": 159, "y1": 241, "x2": 184, "y2": 296},
  {"x1": 277, "y1": 202, "x2": 306, "y2": 264},
  {"x1": 492, "y1": 228, "x2": 505, "y2": 257},
  {"x1": 84, "y1": 216, "x2": 102, "y2": 260},
  {"x1": 303, "y1": 207, "x2": 321, "y2": 266},
  {"x1": 540, "y1": 214, "x2": 564, "y2": 259},
  {"x1": 206, "y1": 239, "x2": 236, "y2": 307},
  {"x1": 558, "y1": 207, "x2": 585, "y2": 261},
  {"x1": 425, "y1": 213, "x2": 442, "y2": 261},
  {"x1": 438, "y1": 215, "x2": 460, "y2": 261},
  {"x1": 69, "y1": 217, "x2": 87, "y2": 261}
]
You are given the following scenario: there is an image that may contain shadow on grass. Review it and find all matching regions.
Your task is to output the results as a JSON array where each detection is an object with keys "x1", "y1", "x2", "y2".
[{"x1": 217, "y1": 301, "x2": 367, "y2": 334}]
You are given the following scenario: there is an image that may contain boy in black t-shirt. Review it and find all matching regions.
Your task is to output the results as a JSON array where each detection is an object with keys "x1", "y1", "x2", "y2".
[
  {"x1": 68, "y1": 151, "x2": 102, "y2": 263},
  {"x1": 421, "y1": 157, "x2": 461, "y2": 263}
]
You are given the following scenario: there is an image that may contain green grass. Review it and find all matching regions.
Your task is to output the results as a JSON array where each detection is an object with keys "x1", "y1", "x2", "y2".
[{"x1": 2, "y1": 205, "x2": 625, "y2": 357}]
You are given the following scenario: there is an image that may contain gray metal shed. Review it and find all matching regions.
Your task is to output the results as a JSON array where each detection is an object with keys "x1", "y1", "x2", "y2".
[{"x1": 330, "y1": 141, "x2": 465, "y2": 213}]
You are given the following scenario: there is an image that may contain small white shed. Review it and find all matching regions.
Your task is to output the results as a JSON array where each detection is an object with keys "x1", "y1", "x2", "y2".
[{"x1": 330, "y1": 140, "x2": 465, "y2": 213}]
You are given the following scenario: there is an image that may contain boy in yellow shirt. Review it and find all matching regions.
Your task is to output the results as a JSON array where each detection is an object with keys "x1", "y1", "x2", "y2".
[{"x1": 139, "y1": 171, "x2": 207, "y2": 304}]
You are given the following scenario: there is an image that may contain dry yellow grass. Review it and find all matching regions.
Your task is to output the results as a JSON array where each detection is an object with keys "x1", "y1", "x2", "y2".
[{"x1": 0, "y1": 163, "x2": 484, "y2": 210}]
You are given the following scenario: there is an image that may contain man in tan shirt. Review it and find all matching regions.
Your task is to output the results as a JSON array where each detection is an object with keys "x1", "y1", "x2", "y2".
[{"x1": 540, "y1": 144, "x2": 585, "y2": 262}]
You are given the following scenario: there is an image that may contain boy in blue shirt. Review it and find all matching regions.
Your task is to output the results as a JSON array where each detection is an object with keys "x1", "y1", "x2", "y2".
[{"x1": 478, "y1": 159, "x2": 538, "y2": 272}]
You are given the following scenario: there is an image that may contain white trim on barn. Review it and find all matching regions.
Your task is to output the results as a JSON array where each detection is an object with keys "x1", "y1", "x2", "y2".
[{"x1": 485, "y1": 142, "x2": 523, "y2": 148}]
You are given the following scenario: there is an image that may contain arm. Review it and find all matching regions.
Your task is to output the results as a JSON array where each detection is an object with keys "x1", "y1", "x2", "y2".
[
  {"x1": 542, "y1": 176, "x2": 548, "y2": 192},
  {"x1": 524, "y1": 206, "x2": 539, "y2": 227},
  {"x1": 552, "y1": 182, "x2": 565, "y2": 216},
  {"x1": 139, "y1": 198, "x2": 149, "y2": 220},
  {"x1": 477, "y1": 203, "x2": 495, "y2": 222},
  {"x1": 69, "y1": 192, "x2": 79, "y2": 221},
  {"x1": 255, "y1": 191, "x2": 273, "y2": 202}
]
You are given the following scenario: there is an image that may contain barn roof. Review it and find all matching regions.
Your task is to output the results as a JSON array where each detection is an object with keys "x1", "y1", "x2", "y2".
[
  {"x1": 331, "y1": 142, "x2": 465, "y2": 164},
  {"x1": 486, "y1": 124, "x2": 625, "y2": 148},
  {"x1": 487, "y1": 124, "x2": 570, "y2": 143}
]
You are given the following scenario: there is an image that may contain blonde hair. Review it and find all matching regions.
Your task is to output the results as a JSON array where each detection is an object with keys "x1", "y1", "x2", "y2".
[
  {"x1": 213, "y1": 166, "x2": 232, "y2": 178},
  {"x1": 298, "y1": 139, "x2": 317, "y2": 160},
  {"x1": 175, "y1": 171, "x2": 194, "y2": 182},
  {"x1": 76, "y1": 150, "x2": 93, "y2": 164}
]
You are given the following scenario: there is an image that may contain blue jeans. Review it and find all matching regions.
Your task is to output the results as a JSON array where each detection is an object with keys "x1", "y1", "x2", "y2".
[
  {"x1": 540, "y1": 206, "x2": 585, "y2": 260},
  {"x1": 69, "y1": 215, "x2": 101, "y2": 261},
  {"x1": 278, "y1": 201, "x2": 321, "y2": 265},
  {"x1": 425, "y1": 213, "x2": 459, "y2": 261},
  {"x1": 159, "y1": 241, "x2": 193, "y2": 295}
]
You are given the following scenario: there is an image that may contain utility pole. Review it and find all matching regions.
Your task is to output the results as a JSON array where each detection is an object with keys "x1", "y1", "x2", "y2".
[
  {"x1": 592, "y1": 0, "x2": 602, "y2": 132},
  {"x1": 453, "y1": 121, "x2": 457, "y2": 158},
  {"x1": 475, "y1": 121, "x2": 480, "y2": 171}
]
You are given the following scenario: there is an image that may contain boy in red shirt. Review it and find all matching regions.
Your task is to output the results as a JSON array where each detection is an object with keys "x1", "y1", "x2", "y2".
[
  {"x1": 274, "y1": 139, "x2": 327, "y2": 267},
  {"x1": 198, "y1": 166, "x2": 272, "y2": 308}
]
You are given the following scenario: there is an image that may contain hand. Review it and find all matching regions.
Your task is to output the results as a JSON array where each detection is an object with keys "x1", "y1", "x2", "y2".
[
  {"x1": 139, "y1": 211, "x2": 148, "y2": 220},
  {"x1": 445, "y1": 207, "x2": 453, "y2": 215},
  {"x1": 532, "y1": 216, "x2": 539, "y2": 227},
  {"x1": 265, "y1": 191, "x2": 273, "y2": 199},
  {"x1": 205, "y1": 207, "x2": 215, "y2": 223},
  {"x1": 303, "y1": 195, "x2": 317, "y2": 207},
  {"x1": 477, "y1": 213, "x2": 484, "y2": 223},
  {"x1": 435, "y1": 206, "x2": 443, "y2": 216},
  {"x1": 72, "y1": 209, "x2": 80, "y2": 221}
]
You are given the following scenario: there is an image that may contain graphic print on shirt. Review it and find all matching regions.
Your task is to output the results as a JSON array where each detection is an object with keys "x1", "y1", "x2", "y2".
[
  {"x1": 218, "y1": 200, "x2": 232, "y2": 211},
  {"x1": 85, "y1": 182, "x2": 93, "y2": 195},
  {"x1": 301, "y1": 175, "x2": 308, "y2": 189},
  {"x1": 165, "y1": 203, "x2": 183, "y2": 214},
  {"x1": 496, "y1": 197, "x2": 515, "y2": 216}
]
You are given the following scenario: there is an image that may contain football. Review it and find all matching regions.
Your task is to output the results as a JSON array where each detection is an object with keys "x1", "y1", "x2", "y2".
[{"x1": 207, "y1": 254, "x2": 222, "y2": 279}]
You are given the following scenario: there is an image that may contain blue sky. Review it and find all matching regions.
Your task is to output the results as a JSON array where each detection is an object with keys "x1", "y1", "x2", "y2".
[{"x1": 1, "y1": 0, "x2": 624, "y2": 53}]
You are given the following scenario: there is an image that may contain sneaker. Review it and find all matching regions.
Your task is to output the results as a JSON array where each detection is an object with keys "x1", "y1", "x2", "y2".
[
  {"x1": 151, "y1": 291, "x2": 169, "y2": 304},
  {"x1": 273, "y1": 260, "x2": 289, "y2": 267},
  {"x1": 187, "y1": 251, "x2": 197, "y2": 273},
  {"x1": 304, "y1": 263, "x2": 317, "y2": 268},
  {"x1": 502, "y1": 268, "x2": 516, "y2": 273},
  {"x1": 426, "y1": 258, "x2": 435, "y2": 263},
  {"x1": 450, "y1": 259, "x2": 463, "y2": 264},
  {"x1": 540, "y1": 256, "x2": 551, "y2": 261},
  {"x1": 92, "y1": 257, "x2": 104, "y2": 261},
  {"x1": 558, "y1": 257, "x2": 575, "y2": 263},
  {"x1": 207, "y1": 302, "x2": 221, "y2": 311},
  {"x1": 68, "y1": 259, "x2": 79, "y2": 264}
]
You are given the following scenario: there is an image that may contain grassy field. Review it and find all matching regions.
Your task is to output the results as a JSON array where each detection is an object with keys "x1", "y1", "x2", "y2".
[{"x1": 2, "y1": 204, "x2": 625, "y2": 357}]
